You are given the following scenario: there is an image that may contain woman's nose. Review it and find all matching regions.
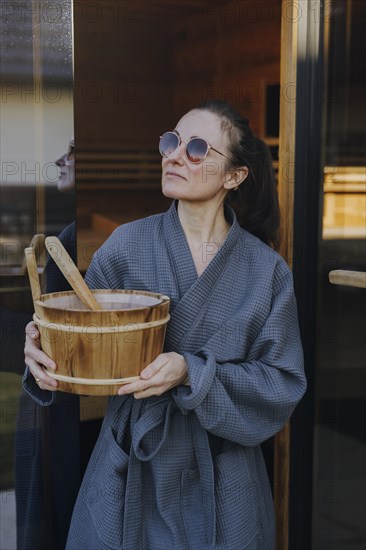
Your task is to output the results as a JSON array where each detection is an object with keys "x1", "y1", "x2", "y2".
[
  {"x1": 167, "y1": 141, "x2": 185, "y2": 163},
  {"x1": 55, "y1": 153, "x2": 67, "y2": 166}
]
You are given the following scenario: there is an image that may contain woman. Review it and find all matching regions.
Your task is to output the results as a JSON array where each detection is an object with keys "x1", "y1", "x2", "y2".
[{"x1": 24, "y1": 100, "x2": 306, "y2": 549}]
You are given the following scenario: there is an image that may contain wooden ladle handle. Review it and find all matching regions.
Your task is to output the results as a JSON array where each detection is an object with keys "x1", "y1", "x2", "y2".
[{"x1": 45, "y1": 236, "x2": 102, "y2": 310}]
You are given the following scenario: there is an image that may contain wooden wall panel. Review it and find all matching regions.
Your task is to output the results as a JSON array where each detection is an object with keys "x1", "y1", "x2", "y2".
[
  {"x1": 73, "y1": 0, "x2": 176, "y2": 147},
  {"x1": 172, "y1": 0, "x2": 282, "y2": 134},
  {"x1": 74, "y1": 0, "x2": 282, "y2": 269}
]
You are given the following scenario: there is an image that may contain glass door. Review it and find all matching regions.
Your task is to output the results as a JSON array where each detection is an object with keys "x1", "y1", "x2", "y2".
[
  {"x1": 312, "y1": 0, "x2": 366, "y2": 547},
  {"x1": 0, "y1": 2, "x2": 75, "y2": 548},
  {"x1": 286, "y1": 0, "x2": 365, "y2": 548}
]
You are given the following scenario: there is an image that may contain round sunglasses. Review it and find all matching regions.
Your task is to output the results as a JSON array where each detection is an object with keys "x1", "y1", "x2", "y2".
[{"x1": 159, "y1": 131, "x2": 230, "y2": 164}]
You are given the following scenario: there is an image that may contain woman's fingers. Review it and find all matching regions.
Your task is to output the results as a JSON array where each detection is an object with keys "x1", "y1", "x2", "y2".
[
  {"x1": 139, "y1": 354, "x2": 170, "y2": 379},
  {"x1": 117, "y1": 352, "x2": 188, "y2": 398},
  {"x1": 24, "y1": 342, "x2": 57, "y2": 371},
  {"x1": 24, "y1": 320, "x2": 58, "y2": 389},
  {"x1": 117, "y1": 375, "x2": 162, "y2": 397},
  {"x1": 26, "y1": 355, "x2": 58, "y2": 389},
  {"x1": 25, "y1": 320, "x2": 40, "y2": 342},
  {"x1": 133, "y1": 388, "x2": 159, "y2": 400},
  {"x1": 118, "y1": 354, "x2": 169, "y2": 396},
  {"x1": 24, "y1": 336, "x2": 57, "y2": 370},
  {"x1": 28, "y1": 365, "x2": 58, "y2": 391}
]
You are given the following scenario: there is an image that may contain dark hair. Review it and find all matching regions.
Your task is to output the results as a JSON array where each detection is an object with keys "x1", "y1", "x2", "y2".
[{"x1": 194, "y1": 99, "x2": 280, "y2": 249}]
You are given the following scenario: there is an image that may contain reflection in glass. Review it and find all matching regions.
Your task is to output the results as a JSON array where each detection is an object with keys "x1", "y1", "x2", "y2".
[{"x1": 0, "y1": 2, "x2": 74, "y2": 548}]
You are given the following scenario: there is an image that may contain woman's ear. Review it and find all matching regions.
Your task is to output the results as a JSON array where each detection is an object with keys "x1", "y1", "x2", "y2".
[{"x1": 224, "y1": 166, "x2": 249, "y2": 190}]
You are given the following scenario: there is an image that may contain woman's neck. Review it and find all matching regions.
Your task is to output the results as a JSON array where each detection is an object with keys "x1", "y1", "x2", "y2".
[{"x1": 176, "y1": 199, "x2": 231, "y2": 249}]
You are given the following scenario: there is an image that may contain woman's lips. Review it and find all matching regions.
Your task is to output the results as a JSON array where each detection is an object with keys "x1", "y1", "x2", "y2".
[{"x1": 165, "y1": 171, "x2": 187, "y2": 181}]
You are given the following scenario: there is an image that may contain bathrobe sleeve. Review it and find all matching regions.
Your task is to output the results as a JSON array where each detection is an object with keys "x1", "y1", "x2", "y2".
[{"x1": 172, "y1": 261, "x2": 307, "y2": 447}]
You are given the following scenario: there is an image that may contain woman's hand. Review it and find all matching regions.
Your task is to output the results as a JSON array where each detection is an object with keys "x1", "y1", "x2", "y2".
[
  {"x1": 118, "y1": 352, "x2": 188, "y2": 399},
  {"x1": 24, "y1": 321, "x2": 58, "y2": 391}
]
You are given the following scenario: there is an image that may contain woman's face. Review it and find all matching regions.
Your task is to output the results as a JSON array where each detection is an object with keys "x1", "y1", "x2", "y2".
[
  {"x1": 161, "y1": 109, "x2": 233, "y2": 203},
  {"x1": 55, "y1": 146, "x2": 75, "y2": 193}
]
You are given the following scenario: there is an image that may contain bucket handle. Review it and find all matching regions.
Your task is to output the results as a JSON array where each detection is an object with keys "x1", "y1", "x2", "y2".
[
  {"x1": 19, "y1": 233, "x2": 45, "y2": 276},
  {"x1": 24, "y1": 246, "x2": 42, "y2": 303}
]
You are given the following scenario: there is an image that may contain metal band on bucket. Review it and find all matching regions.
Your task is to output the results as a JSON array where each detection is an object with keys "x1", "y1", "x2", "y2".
[
  {"x1": 43, "y1": 368, "x2": 140, "y2": 386},
  {"x1": 33, "y1": 313, "x2": 170, "y2": 332}
]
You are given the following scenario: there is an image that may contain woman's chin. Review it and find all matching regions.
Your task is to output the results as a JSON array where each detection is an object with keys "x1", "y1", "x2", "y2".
[{"x1": 161, "y1": 183, "x2": 184, "y2": 200}]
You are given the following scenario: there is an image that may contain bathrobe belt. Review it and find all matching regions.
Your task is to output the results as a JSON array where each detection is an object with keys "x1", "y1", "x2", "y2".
[{"x1": 112, "y1": 396, "x2": 217, "y2": 547}]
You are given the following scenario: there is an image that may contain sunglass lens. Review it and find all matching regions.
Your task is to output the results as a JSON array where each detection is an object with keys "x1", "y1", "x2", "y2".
[
  {"x1": 186, "y1": 138, "x2": 208, "y2": 163},
  {"x1": 159, "y1": 132, "x2": 179, "y2": 157}
]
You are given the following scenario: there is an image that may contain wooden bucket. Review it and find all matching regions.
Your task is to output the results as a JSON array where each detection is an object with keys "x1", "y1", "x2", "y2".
[{"x1": 33, "y1": 289, "x2": 170, "y2": 395}]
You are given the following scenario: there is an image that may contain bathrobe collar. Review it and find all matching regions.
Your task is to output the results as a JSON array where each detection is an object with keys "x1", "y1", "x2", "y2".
[{"x1": 163, "y1": 200, "x2": 242, "y2": 351}]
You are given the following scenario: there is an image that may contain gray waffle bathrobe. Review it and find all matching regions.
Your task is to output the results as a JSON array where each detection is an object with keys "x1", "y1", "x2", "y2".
[{"x1": 26, "y1": 200, "x2": 306, "y2": 550}]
